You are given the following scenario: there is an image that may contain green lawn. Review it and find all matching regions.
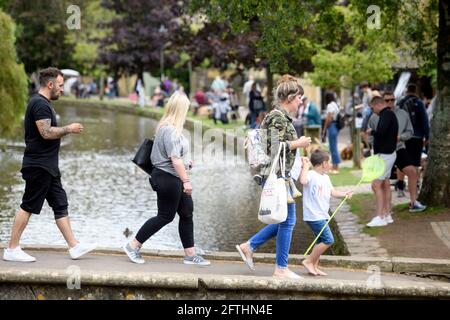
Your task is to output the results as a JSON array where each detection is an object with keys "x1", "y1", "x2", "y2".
[
  {"x1": 348, "y1": 193, "x2": 448, "y2": 236},
  {"x1": 391, "y1": 202, "x2": 447, "y2": 219},
  {"x1": 62, "y1": 96, "x2": 247, "y2": 134},
  {"x1": 348, "y1": 193, "x2": 384, "y2": 236},
  {"x1": 329, "y1": 167, "x2": 362, "y2": 187}
]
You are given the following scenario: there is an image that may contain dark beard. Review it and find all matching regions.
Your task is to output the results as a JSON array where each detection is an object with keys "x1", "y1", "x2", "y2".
[{"x1": 50, "y1": 90, "x2": 60, "y2": 100}]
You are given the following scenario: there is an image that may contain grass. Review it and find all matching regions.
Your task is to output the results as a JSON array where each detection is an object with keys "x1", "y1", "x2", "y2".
[
  {"x1": 329, "y1": 167, "x2": 362, "y2": 187},
  {"x1": 348, "y1": 193, "x2": 449, "y2": 237},
  {"x1": 61, "y1": 96, "x2": 247, "y2": 134},
  {"x1": 391, "y1": 202, "x2": 448, "y2": 219},
  {"x1": 347, "y1": 193, "x2": 386, "y2": 236}
]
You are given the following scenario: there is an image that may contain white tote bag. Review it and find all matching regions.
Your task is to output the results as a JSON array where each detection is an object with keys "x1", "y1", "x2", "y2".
[{"x1": 258, "y1": 142, "x2": 288, "y2": 224}]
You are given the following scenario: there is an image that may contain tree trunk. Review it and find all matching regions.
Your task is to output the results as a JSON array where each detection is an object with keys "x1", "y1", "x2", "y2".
[
  {"x1": 266, "y1": 66, "x2": 273, "y2": 110},
  {"x1": 99, "y1": 74, "x2": 104, "y2": 101},
  {"x1": 418, "y1": 0, "x2": 450, "y2": 207},
  {"x1": 350, "y1": 87, "x2": 362, "y2": 168}
]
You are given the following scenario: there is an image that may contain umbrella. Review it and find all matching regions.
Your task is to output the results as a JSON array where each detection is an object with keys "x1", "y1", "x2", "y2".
[{"x1": 61, "y1": 69, "x2": 80, "y2": 77}]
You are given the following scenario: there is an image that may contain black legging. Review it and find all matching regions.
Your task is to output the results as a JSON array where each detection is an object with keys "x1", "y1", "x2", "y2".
[{"x1": 135, "y1": 168, "x2": 194, "y2": 248}]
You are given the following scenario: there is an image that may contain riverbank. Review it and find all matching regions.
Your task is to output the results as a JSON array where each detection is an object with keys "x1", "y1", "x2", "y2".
[
  {"x1": 0, "y1": 246, "x2": 449, "y2": 299},
  {"x1": 52, "y1": 97, "x2": 348, "y2": 256}
]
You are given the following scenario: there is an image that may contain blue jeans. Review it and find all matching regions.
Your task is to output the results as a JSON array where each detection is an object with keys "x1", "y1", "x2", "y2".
[
  {"x1": 327, "y1": 122, "x2": 341, "y2": 165},
  {"x1": 250, "y1": 111, "x2": 260, "y2": 129},
  {"x1": 248, "y1": 203, "x2": 296, "y2": 269},
  {"x1": 306, "y1": 220, "x2": 334, "y2": 245}
]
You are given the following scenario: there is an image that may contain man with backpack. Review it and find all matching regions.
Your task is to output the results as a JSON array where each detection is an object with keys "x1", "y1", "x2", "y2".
[
  {"x1": 249, "y1": 82, "x2": 266, "y2": 129},
  {"x1": 397, "y1": 84, "x2": 430, "y2": 194}
]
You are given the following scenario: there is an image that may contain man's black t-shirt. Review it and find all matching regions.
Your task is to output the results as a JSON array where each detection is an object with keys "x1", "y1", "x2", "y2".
[
  {"x1": 22, "y1": 94, "x2": 61, "y2": 177},
  {"x1": 372, "y1": 107, "x2": 399, "y2": 154}
]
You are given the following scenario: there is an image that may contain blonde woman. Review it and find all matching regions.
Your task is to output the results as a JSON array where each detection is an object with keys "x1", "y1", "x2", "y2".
[{"x1": 123, "y1": 92, "x2": 210, "y2": 266}]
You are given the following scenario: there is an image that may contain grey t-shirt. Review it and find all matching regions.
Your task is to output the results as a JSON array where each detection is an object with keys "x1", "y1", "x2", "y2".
[{"x1": 150, "y1": 125, "x2": 190, "y2": 177}]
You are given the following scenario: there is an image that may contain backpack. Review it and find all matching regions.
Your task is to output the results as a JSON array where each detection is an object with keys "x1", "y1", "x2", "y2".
[
  {"x1": 253, "y1": 97, "x2": 265, "y2": 111},
  {"x1": 244, "y1": 109, "x2": 283, "y2": 169},
  {"x1": 399, "y1": 96, "x2": 420, "y2": 129},
  {"x1": 336, "y1": 111, "x2": 346, "y2": 130}
]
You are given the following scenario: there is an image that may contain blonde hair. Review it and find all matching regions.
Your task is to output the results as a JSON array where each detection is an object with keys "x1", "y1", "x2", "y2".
[
  {"x1": 272, "y1": 74, "x2": 304, "y2": 108},
  {"x1": 156, "y1": 91, "x2": 190, "y2": 136}
]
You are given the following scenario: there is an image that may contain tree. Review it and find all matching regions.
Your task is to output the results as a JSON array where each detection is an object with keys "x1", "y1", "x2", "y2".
[
  {"x1": 65, "y1": 0, "x2": 114, "y2": 77},
  {"x1": 188, "y1": 1, "x2": 349, "y2": 106},
  {"x1": 99, "y1": 0, "x2": 186, "y2": 77},
  {"x1": 419, "y1": 0, "x2": 450, "y2": 206},
  {"x1": 0, "y1": 10, "x2": 28, "y2": 137},
  {"x1": 309, "y1": 6, "x2": 398, "y2": 167},
  {"x1": 5, "y1": 0, "x2": 76, "y2": 73},
  {"x1": 348, "y1": 0, "x2": 447, "y2": 207}
]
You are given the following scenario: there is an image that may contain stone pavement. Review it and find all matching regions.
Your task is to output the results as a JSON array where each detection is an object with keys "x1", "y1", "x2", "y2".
[
  {"x1": 331, "y1": 178, "x2": 410, "y2": 258},
  {"x1": 0, "y1": 247, "x2": 449, "y2": 299},
  {"x1": 431, "y1": 222, "x2": 450, "y2": 251}
]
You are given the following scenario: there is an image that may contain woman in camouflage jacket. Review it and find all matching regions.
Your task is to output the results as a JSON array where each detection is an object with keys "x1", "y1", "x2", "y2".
[{"x1": 237, "y1": 75, "x2": 312, "y2": 279}]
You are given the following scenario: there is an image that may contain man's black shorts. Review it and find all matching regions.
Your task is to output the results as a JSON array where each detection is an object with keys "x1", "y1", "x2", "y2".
[
  {"x1": 395, "y1": 148, "x2": 414, "y2": 171},
  {"x1": 20, "y1": 167, "x2": 69, "y2": 219},
  {"x1": 405, "y1": 137, "x2": 424, "y2": 167}
]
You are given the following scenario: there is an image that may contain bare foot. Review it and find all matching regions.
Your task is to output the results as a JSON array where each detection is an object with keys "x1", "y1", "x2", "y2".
[
  {"x1": 315, "y1": 267, "x2": 328, "y2": 276},
  {"x1": 302, "y1": 259, "x2": 318, "y2": 276},
  {"x1": 273, "y1": 268, "x2": 302, "y2": 279}
]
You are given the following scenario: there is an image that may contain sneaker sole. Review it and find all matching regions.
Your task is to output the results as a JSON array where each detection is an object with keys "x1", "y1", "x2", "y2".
[
  {"x1": 70, "y1": 246, "x2": 97, "y2": 260},
  {"x1": 409, "y1": 208, "x2": 427, "y2": 213},
  {"x1": 366, "y1": 223, "x2": 387, "y2": 227},
  {"x1": 183, "y1": 260, "x2": 211, "y2": 266},
  {"x1": 3, "y1": 256, "x2": 36, "y2": 262},
  {"x1": 235, "y1": 245, "x2": 255, "y2": 271},
  {"x1": 122, "y1": 245, "x2": 145, "y2": 264}
]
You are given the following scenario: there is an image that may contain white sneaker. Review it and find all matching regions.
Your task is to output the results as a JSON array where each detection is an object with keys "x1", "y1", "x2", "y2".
[
  {"x1": 3, "y1": 247, "x2": 36, "y2": 262},
  {"x1": 385, "y1": 214, "x2": 394, "y2": 224},
  {"x1": 366, "y1": 216, "x2": 388, "y2": 227},
  {"x1": 69, "y1": 243, "x2": 97, "y2": 260}
]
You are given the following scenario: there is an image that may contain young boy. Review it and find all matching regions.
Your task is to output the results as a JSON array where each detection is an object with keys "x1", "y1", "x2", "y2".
[{"x1": 299, "y1": 150, "x2": 352, "y2": 276}]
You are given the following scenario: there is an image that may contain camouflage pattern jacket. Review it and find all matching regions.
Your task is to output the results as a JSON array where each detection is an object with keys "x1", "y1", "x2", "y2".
[{"x1": 259, "y1": 107, "x2": 298, "y2": 179}]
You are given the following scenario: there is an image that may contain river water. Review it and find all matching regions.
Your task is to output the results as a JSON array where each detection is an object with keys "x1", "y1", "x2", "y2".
[{"x1": 0, "y1": 104, "x2": 320, "y2": 254}]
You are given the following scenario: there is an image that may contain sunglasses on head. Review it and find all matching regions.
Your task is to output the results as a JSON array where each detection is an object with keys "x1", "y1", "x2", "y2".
[{"x1": 384, "y1": 98, "x2": 395, "y2": 102}]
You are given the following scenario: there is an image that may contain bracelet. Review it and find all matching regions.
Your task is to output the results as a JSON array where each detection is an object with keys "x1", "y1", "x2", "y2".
[{"x1": 182, "y1": 179, "x2": 190, "y2": 183}]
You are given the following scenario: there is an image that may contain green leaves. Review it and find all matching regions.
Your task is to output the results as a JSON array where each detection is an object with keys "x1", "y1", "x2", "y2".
[
  {"x1": 310, "y1": 42, "x2": 397, "y2": 90},
  {"x1": 0, "y1": 10, "x2": 28, "y2": 137}
]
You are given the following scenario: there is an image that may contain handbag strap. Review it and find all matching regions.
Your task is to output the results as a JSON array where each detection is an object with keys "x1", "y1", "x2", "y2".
[
  {"x1": 280, "y1": 142, "x2": 286, "y2": 178},
  {"x1": 269, "y1": 142, "x2": 284, "y2": 176},
  {"x1": 261, "y1": 108, "x2": 284, "y2": 128}
]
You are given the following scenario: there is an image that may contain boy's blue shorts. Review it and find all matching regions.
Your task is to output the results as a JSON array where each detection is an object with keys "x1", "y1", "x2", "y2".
[{"x1": 306, "y1": 220, "x2": 335, "y2": 245}]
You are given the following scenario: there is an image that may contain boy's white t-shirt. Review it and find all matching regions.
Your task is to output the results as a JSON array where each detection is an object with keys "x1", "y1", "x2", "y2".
[{"x1": 302, "y1": 170, "x2": 333, "y2": 221}]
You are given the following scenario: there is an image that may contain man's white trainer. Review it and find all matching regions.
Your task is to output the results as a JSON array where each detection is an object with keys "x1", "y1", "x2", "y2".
[
  {"x1": 69, "y1": 243, "x2": 97, "y2": 260},
  {"x1": 3, "y1": 247, "x2": 36, "y2": 262},
  {"x1": 366, "y1": 216, "x2": 388, "y2": 227},
  {"x1": 385, "y1": 214, "x2": 394, "y2": 224}
]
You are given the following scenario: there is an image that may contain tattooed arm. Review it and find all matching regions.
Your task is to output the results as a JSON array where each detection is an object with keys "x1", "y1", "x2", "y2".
[{"x1": 35, "y1": 119, "x2": 83, "y2": 140}]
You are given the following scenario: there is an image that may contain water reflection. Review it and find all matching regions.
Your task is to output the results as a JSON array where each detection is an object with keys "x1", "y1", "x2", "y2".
[{"x1": 0, "y1": 104, "x2": 316, "y2": 253}]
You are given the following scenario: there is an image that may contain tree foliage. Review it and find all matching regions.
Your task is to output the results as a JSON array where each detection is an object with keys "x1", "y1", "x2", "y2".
[
  {"x1": 65, "y1": 0, "x2": 114, "y2": 77},
  {"x1": 0, "y1": 10, "x2": 28, "y2": 136},
  {"x1": 349, "y1": 0, "x2": 439, "y2": 76},
  {"x1": 4, "y1": 0, "x2": 76, "y2": 73},
  {"x1": 309, "y1": 6, "x2": 398, "y2": 90},
  {"x1": 189, "y1": 0, "x2": 347, "y2": 74},
  {"x1": 99, "y1": 0, "x2": 186, "y2": 76}
]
